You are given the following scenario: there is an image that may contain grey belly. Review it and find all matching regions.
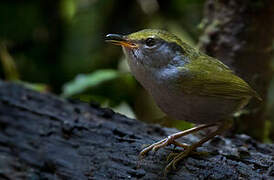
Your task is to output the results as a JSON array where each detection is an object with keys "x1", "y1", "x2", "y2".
[
  {"x1": 126, "y1": 57, "x2": 240, "y2": 125},
  {"x1": 148, "y1": 85, "x2": 240, "y2": 124}
]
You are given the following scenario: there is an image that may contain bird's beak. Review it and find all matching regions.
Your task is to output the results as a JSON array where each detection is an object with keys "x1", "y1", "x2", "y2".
[{"x1": 105, "y1": 34, "x2": 138, "y2": 48}]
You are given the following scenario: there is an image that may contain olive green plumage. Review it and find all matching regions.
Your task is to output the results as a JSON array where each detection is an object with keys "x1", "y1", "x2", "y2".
[
  {"x1": 128, "y1": 29, "x2": 195, "y2": 55},
  {"x1": 106, "y1": 29, "x2": 262, "y2": 174},
  {"x1": 128, "y1": 29, "x2": 261, "y2": 101},
  {"x1": 179, "y1": 54, "x2": 261, "y2": 101}
]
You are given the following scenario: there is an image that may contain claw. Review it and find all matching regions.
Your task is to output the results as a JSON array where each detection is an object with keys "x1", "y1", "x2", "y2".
[
  {"x1": 139, "y1": 137, "x2": 171, "y2": 157},
  {"x1": 140, "y1": 124, "x2": 216, "y2": 159},
  {"x1": 172, "y1": 161, "x2": 177, "y2": 170},
  {"x1": 164, "y1": 162, "x2": 172, "y2": 176},
  {"x1": 166, "y1": 152, "x2": 179, "y2": 162},
  {"x1": 139, "y1": 123, "x2": 228, "y2": 175},
  {"x1": 151, "y1": 146, "x2": 158, "y2": 152}
]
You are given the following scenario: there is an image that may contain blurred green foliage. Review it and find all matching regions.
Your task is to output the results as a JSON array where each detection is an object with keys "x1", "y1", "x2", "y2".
[
  {"x1": 62, "y1": 69, "x2": 138, "y2": 107},
  {"x1": 0, "y1": 0, "x2": 273, "y2": 139}
]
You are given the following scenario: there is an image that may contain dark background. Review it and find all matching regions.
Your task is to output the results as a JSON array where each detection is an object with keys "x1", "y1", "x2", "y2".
[{"x1": 0, "y1": 0, "x2": 273, "y2": 142}]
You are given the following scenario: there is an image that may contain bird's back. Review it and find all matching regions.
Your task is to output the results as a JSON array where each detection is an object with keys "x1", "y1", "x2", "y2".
[{"x1": 179, "y1": 53, "x2": 262, "y2": 101}]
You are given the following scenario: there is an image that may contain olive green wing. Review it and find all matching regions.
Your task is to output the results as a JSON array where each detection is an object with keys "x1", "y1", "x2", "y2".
[{"x1": 180, "y1": 55, "x2": 261, "y2": 101}]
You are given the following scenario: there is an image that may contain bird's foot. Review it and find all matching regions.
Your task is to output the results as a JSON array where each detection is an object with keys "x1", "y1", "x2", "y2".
[
  {"x1": 139, "y1": 124, "x2": 216, "y2": 159},
  {"x1": 140, "y1": 139, "x2": 208, "y2": 175},
  {"x1": 164, "y1": 121, "x2": 231, "y2": 174},
  {"x1": 139, "y1": 122, "x2": 230, "y2": 175},
  {"x1": 139, "y1": 124, "x2": 215, "y2": 159},
  {"x1": 139, "y1": 136, "x2": 189, "y2": 159},
  {"x1": 164, "y1": 145, "x2": 196, "y2": 175},
  {"x1": 166, "y1": 149, "x2": 208, "y2": 162},
  {"x1": 165, "y1": 145, "x2": 209, "y2": 175}
]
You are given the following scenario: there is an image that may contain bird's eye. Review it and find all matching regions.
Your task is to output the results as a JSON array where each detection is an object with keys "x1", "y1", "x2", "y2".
[{"x1": 145, "y1": 38, "x2": 155, "y2": 47}]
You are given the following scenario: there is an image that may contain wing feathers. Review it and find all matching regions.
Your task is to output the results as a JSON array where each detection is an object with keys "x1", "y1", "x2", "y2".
[{"x1": 180, "y1": 55, "x2": 261, "y2": 101}]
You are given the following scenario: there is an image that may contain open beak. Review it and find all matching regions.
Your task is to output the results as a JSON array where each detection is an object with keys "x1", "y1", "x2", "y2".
[{"x1": 105, "y1": 34, "x2": 137, "y2": 48}]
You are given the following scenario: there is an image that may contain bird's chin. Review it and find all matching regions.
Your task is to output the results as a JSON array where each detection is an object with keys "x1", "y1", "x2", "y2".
[
  {"x1": 122, "y1": 46, "x2": 134, "y2": 53},
  {"x1": 122, "y1": 46, "x2": 129, "y2": 54},
  {"x1": 123, "y1": 47, "x2": 138, "y2": 62}
]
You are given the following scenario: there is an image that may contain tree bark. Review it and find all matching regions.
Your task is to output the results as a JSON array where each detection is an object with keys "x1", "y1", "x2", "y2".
[
  {"x1": 0, "y1": 82, "x2": 273, "y2": 180},
  {"x1": 198, "y1": 0, "x2": 274, "y2": 140}
]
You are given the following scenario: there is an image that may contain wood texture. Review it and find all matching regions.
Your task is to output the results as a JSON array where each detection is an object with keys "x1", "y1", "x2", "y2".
[
  {"x1": 0, "y1": 82, "x2": 273, "y2": 180},
  {"x1": 198, "y1": 0, "x2": 274, "y2": 140}
]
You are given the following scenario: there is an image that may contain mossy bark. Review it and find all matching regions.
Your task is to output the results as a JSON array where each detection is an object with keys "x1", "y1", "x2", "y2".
[{"x1": 198, "y1": 0, "x2": 274, "y2": 140}]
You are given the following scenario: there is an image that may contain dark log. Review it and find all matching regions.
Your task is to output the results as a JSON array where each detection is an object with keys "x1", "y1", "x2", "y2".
[
  {"x1": 198, "y1": 0, "x2": 274, "y2": 140},
  {"x1": 0, "y1": 82, "x2": 273, "y2": 180}
]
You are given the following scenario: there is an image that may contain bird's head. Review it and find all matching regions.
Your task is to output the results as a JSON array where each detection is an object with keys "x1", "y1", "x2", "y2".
[{"x1": 106, "y1": 29, "x2": 192, "y2": 68}]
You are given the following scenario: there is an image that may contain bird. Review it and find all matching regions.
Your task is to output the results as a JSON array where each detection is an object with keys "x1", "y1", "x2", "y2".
[{"x1": 105, "y1": 29, "x2": 261, "y2": 173}]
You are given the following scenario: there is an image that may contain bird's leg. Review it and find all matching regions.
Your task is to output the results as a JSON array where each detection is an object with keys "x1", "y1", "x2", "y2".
[
  {"x1": 164, "y1": 121, "x2": 232, "y2": 174},
  {"x1": 139, "y1": 124, "x2": 216, "y2": 158},
  {"x1": 172, "y1": 140, "x2": 189, "y2": 149},
  {"x1": 167, "y1": 140, "x2": 209, "y2": 161}
]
